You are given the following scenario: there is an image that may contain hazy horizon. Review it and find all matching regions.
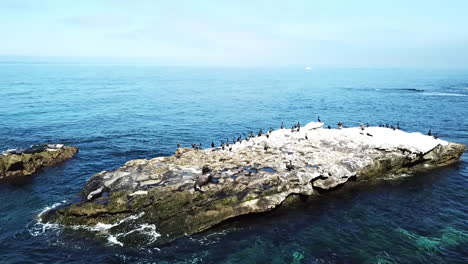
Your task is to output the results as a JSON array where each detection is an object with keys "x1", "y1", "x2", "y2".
[{"x1": 1, "y1": 0, "x2": 468, "y2": 68}]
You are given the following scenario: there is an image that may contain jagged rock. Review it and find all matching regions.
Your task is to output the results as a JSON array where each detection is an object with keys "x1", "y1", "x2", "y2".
[
  {"x1": 0, "y1": 145, "x2": 78, "y2": 179},
  {"x1": 41, "y1": 123, "x2": 465, "y2": 244}
]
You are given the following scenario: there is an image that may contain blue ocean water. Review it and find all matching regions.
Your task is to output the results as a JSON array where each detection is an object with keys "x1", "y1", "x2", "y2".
[{"x1": 0, "y1": 64, "x2": 467, "y2": 263}]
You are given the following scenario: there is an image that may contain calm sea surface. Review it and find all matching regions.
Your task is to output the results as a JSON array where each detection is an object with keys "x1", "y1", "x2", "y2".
[{"x1": 0, "y1": 64, "x2": 467, "y2": 263}]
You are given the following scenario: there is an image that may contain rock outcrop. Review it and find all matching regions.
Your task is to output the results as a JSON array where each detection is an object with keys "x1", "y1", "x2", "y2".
[
  {"x1": 41, "y1": 123, "x2": 465, "y2": 244},
  {"x1": 0, "y1": 144, "x2": 78, "y2": 179}
]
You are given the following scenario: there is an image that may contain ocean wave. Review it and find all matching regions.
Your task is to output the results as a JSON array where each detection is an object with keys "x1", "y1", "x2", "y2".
[
  {"x1": 37, "y1": 201, "x2": 67, "y2": 221},
  {"x1": 68, "y1": 212, "x2": 145, "y2": 232},
  {"x1": 30, "y1": 209, "x2": 161, "y2": 247},
  {"x1": 340, "y1": 87, "x2": 425, "y2": 92},
  {"x1": 65, "y1": 212, "x2": 162, "y2": 247},
  {"x1": 28, "y1": 200, "x2": 67, "y2": 237},
  {"x1": 400, "y1": 88, "x2": 425, "y2": 92},
  {"x1": 422, "y1": 92, "x2": 467, "y2": 97}
]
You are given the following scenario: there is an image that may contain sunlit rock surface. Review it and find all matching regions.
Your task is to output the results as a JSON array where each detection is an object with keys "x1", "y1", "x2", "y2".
[
  {"x1": 41, "y1": 123, "x2": 465, "y2": 243},
  {"x1": 0, "y1": 144, "x2": 78, "y2": 179}
]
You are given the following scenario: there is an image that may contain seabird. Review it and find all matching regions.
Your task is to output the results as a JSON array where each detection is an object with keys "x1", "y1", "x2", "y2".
[
  {"x1": 328, "y1": 125, "x2": 331, "y2": 129},
  {"x1": 428, "y1": 129, "x2": 432, "y2": 136},
  {"x1": 305, "y1": 133, "x2": 308, "y2": 140},
  {"x1": 391, "y1": 125, "x2": 395, "y2": 131},
  {"x1": 280, "y1": 122, "x2": 284, "y2": 129},
  {"x1": 397, "y1": 123, "x2": 401, "y2": 130},
  {"x1": 177, "y1": 141, "x2": 181, "y2": 148},
  {"x1": 211, "y1": 141, "x2": 215, "y2": 148},
  {"x1": 318, "y1": 116, "x2": 321, "y2": 123},
  {"x1": 258, "y1": 129, "x2": 263, "y2": 137},
  {"x1": 286, "y1": 160, "x2": 295, "y2": 171}
]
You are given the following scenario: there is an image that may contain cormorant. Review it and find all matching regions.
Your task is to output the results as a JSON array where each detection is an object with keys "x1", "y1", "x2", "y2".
[
  {"x1": 281, "y1": 122, "x2": 284, "y2": 129},
  {"x1": 177, "y1": 141, "x2": 181, "y2": 148},
  {"x1": 318, "y1": 116, "x2": 321, "y2": 123},
  {"x1": 328, "y1": 125, "x2": 331, "y2": 129},
  {"x1": 258, "y1": 129, "x2": 263, "y2": 137},
  {"x1": 266, "y1": 134, "x2": 270, "y2": 138},
  {"x1": 397, "y1": 123, "x2": 401, "y2": 130},
  {"x1": 269, "y1": 127, "x2": 273, "y2": 134},
  {"x1": 433, "y1": 133, "x2": 439, "y2": 139},
  {"x1": 211, "y1": 141, "x2": 215, "y2": 148},
  {"x1": 391, "y1": 125, "x2": 395, "y2": 130},
  {"x1": 305, "y1": 133, "x2": 308, "y2": 140},
  {"x1": 286, "y1": 160, "x2": 295, "y2": 171},
  {"x1": 428, "y1": 129, "x2": 432, "y2": 136}
]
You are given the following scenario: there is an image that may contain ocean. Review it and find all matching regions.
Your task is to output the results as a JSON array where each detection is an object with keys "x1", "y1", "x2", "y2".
[{"x1": 0, "y1": 64, "x2": 467, "y2": 263}]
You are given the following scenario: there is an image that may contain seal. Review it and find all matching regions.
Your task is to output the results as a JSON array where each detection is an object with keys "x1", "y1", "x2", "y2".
[{"x1": 194, "y1": 165, "x2": 213, "y2": 193}]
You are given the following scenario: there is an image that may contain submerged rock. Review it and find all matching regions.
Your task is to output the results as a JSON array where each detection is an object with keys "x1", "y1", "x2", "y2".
[
  {"x1": 0, "y1": 144, "x2": 78, "y2": 179},
  {"x1": 41, "y1": 123, "x2": 465, "y2": 244}
]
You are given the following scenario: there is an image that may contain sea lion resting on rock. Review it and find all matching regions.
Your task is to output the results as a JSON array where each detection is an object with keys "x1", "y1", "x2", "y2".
[{"x1": 194, "y1": 165, "x2": 213, "y2": 193}]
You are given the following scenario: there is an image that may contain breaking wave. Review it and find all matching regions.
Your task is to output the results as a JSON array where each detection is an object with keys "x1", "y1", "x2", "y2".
[{"x1": 30, "y1": 209, "x2": 161, "y2": 247}]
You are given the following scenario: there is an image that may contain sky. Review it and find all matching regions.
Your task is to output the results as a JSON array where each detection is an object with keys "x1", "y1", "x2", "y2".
[{"x1": 1, "y1": 0, "x2": 467, "y2": 68}]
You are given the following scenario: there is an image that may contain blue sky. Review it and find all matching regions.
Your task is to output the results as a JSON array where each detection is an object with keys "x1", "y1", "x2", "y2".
[{"x1": 1, "y1": 0, "x2": 467, "y2": 67}]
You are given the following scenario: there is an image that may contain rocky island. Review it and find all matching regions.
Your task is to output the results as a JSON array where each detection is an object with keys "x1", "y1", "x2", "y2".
[
  {"x1": 41, "y1": 123, "x2": 465, "y2": 244},
  {"x1": 0, "y1": 144, "x2": 78, "y2": 179}
]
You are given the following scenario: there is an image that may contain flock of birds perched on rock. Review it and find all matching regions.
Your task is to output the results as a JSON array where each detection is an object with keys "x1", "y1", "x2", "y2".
[
  {"x1": 174, "y1": 116, "x2": 442, "y2": 193},
  {"x1": 177, "y1": 116, "x2": 440, "y2": 153}
]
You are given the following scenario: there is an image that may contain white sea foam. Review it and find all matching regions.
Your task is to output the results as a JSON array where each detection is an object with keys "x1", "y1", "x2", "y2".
[
  {"x1": 107, "y1": 234, "x2": 124, "y2": 247},
  {"x1": 69, "y1": 212, "x2": 145, "y2": 232},
  {"x1": 65, "y1": 212, "x2": 163, "y2": 247},
  {"x1": 117, "y1": 224, "x2": 161, "y2": 244}
]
